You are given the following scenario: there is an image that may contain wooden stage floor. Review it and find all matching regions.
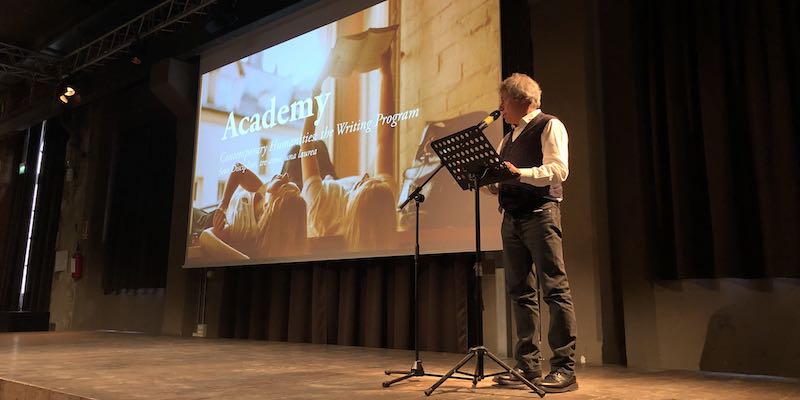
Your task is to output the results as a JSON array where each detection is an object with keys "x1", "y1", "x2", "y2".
[{"x1": 0, "y1": 331, "x2": 798, "y2": 400}]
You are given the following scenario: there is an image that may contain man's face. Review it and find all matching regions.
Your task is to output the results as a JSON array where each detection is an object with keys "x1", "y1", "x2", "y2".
[{"x1": 499, "y1": 92, "x2": 530, "y2": 126}]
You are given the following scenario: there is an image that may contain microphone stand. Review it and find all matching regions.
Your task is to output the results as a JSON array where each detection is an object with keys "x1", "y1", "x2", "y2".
[
  {"x1": 384, "y1": 115, "x2": 497, "y2": 386},
  {"x1": 383, "y1": 163, "x2": 449, "y2": 386}
]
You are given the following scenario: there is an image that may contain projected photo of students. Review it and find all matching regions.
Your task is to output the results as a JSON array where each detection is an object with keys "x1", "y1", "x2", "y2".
[
  {"x1": 187, "y1": 0, "x2": 503, "y2": 266},
  {"x1": 293, "y1": 32, "x2": 401, "y2": 255},
  {"x1": 191, "y1": 164, "x2": 307, "y2": 261}
]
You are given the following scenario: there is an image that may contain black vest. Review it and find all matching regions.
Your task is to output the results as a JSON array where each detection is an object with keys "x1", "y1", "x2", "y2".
[{"x1": 498, "y1": 112, "x2": 562, "y2": 215}]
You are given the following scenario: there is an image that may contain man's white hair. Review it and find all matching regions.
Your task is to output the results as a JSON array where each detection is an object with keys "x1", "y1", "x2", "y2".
[{"x1": 499, "y1": 73, "x2": 542, "y2": 109}]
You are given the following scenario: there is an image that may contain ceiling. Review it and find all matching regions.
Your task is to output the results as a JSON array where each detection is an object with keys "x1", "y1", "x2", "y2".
[
  {"x1": 0, "y1": 0, "x2": 167, "y2": 88},
  {"x1": 0, "y1": 0, "x2": 307, "y2": 134},
  {"x1": 0, "y1": 0, "x2": 161, "y2": 53}
]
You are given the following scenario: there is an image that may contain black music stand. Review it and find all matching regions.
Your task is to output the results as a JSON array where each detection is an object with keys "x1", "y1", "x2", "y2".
[{"x1": 423, "y1": 126, "x2": 546, "y2": 397}]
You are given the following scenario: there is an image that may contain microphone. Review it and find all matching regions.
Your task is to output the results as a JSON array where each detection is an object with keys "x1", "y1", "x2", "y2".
[{"x1": 476, "y1": 110, "x2": 501, "y2": 130}]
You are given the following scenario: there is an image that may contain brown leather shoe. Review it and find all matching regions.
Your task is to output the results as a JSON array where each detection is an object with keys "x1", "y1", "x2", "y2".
[
  {"x1": 493, "y1": 368, "x2": 542, "y2": 386},
  {"x1": 539, "y1": 370, "x2": 578, "y2": 393}
]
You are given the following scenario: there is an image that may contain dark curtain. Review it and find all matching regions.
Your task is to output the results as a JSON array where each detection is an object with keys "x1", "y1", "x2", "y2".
[
  {"x1": 103, "y1": 101, "x2": 176, "y2": 292},
  {"x1": 500, "y1": 0, "x2": 535, "y2": 78},
  {"x1": 21, "y1": 120, "x2": 68, "y2": 312},
  {"x1": 631, "y1": 0, "x2": 800, "y2": 278},
  {"x1": 218, "y1": 253, "x2": 472, "y2": 353},
  {"x1": 0, "y1": 130, "x2": 35, "y2": 311}
]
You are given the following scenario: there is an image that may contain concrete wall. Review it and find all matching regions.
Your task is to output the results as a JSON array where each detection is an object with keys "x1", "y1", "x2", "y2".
[
  {"x1": 650, "y1": 279, "x2": 800, "y2": 376},
  {"x1": 48, "y1": 59, "x2": 202, "y2": 337},
  {"x1": 48, "y1": 99, "x2": 166, "y2": 334},
  {"x1": 525, "y1": 0, "x2": 607, "y2": 366},
  {"x1": 152, "y1": 58, "x2": 203, "y2": 338}
]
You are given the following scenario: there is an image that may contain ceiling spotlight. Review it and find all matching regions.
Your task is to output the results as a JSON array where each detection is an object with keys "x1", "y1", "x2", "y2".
[
  {"x1": 130, "y1": 38, "x2": 146, "y2": 65},
  {"x1": 57, "y1": 83, "x2": 81, "y2": 106}
]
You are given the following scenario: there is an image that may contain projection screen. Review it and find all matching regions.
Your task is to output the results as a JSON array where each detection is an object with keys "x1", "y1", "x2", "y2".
[{"x1": 185, "y1": 0, "x2": 504, "y2": 267}]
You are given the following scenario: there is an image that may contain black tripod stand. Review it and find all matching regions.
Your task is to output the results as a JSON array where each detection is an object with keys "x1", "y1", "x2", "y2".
[
  {"x1": 382, "y1": 164, "x2": 447, "y2": 386},
  {"x1": 423, "y1": 126, "x2": 545, "y2": 397}
]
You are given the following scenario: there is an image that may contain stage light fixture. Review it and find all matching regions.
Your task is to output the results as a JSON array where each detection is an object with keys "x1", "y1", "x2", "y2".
[
  {"x1": 128, "y1": 35, "x2": 155, "y2": 66},
  {"x1": 130, "y1": 39, "x2": 145, "y2": 65},
  {"x1": 57, "y1": 83, "x2": 81, "y2": 106}
]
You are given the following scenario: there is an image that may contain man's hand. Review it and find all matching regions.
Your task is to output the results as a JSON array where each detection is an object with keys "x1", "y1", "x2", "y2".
[{"x1": 504, "y1": 161, "x2": 521, "y2": 177}]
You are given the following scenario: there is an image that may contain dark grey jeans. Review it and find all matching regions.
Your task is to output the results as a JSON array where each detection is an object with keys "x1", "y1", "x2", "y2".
[{"x1": 501, "y1": 201, "x2": 577, "y2": 374}]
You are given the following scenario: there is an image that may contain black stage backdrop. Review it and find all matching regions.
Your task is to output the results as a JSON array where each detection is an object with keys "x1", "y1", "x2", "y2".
[
  {"x1": 218, "y1": 254, "x2": 473, "y2": 352},
  {"x1": 602, "y1": 0, "x2": 800, "y2": 280},
  {"x1": 632, "y1": 0, "x2": 800, "y2": 278},
  {"x1": 103, "y1": 90, "x2": 175, "y2": 293}
]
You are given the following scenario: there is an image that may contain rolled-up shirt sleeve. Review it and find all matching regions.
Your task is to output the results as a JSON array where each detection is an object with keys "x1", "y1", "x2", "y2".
[{"x1": 517, "y1": 118, "x2": 569, "y2": 187}]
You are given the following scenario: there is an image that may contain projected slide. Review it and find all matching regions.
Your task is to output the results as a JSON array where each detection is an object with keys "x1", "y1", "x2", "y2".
[{"x1": 186, "y1": 0, "x2": 503, "y2": 267}]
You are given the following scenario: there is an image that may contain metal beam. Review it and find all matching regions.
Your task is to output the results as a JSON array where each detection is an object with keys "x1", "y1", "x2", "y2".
[
  {"x1": 0, "y1": 0, "x2": 216, "y2": 83},
  {"x1": 0, "y1": 42, "x2": 57, "y2": 82},
  {"x1": 62, "y1": 0, "x2": 216, "y2": 76}
]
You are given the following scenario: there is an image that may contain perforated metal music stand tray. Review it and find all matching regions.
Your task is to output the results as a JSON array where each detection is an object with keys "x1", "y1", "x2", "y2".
[{"x1": 431, "y1": 126, "x2": 517, "y2": 190}]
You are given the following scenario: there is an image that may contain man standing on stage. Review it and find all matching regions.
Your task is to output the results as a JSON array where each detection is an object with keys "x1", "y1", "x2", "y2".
[{"x1": 491, "y1": 73, "x2": 578, "y2": 393}]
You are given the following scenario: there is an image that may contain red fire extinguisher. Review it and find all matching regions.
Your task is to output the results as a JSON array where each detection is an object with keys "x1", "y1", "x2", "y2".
[{"x1": 71, "y1": 246, "x2": 83, "y2": 280}]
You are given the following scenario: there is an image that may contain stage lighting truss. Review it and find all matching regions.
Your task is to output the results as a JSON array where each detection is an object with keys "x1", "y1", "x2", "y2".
[
  {"x1": 0, "y1": 0, "x2": 216, "y2": 84},
  {"x1": 0, "y1": 42, "x2": 57, "y2": 83}
]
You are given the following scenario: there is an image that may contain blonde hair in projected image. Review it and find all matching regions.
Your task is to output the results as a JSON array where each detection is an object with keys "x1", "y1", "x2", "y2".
[
  {"x1": 343, "y1": 176, "x2": 397, "y2": 252},
  {"x1": 306, "y1": 176, "x2": 348, "y2": 238},
  {"x1": 256, "y1": 182, "x2": 307, "y2": 258}
]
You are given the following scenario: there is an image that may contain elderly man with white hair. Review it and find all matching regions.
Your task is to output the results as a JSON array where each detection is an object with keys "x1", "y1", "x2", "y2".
[{"x1": 490, "y1": 73, "x2": 578, "y2": 393}]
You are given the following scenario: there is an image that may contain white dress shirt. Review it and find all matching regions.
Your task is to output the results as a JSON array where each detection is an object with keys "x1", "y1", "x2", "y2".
[{"x1": 498, "y1": 109, "x2": 570, "y2": 191}]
